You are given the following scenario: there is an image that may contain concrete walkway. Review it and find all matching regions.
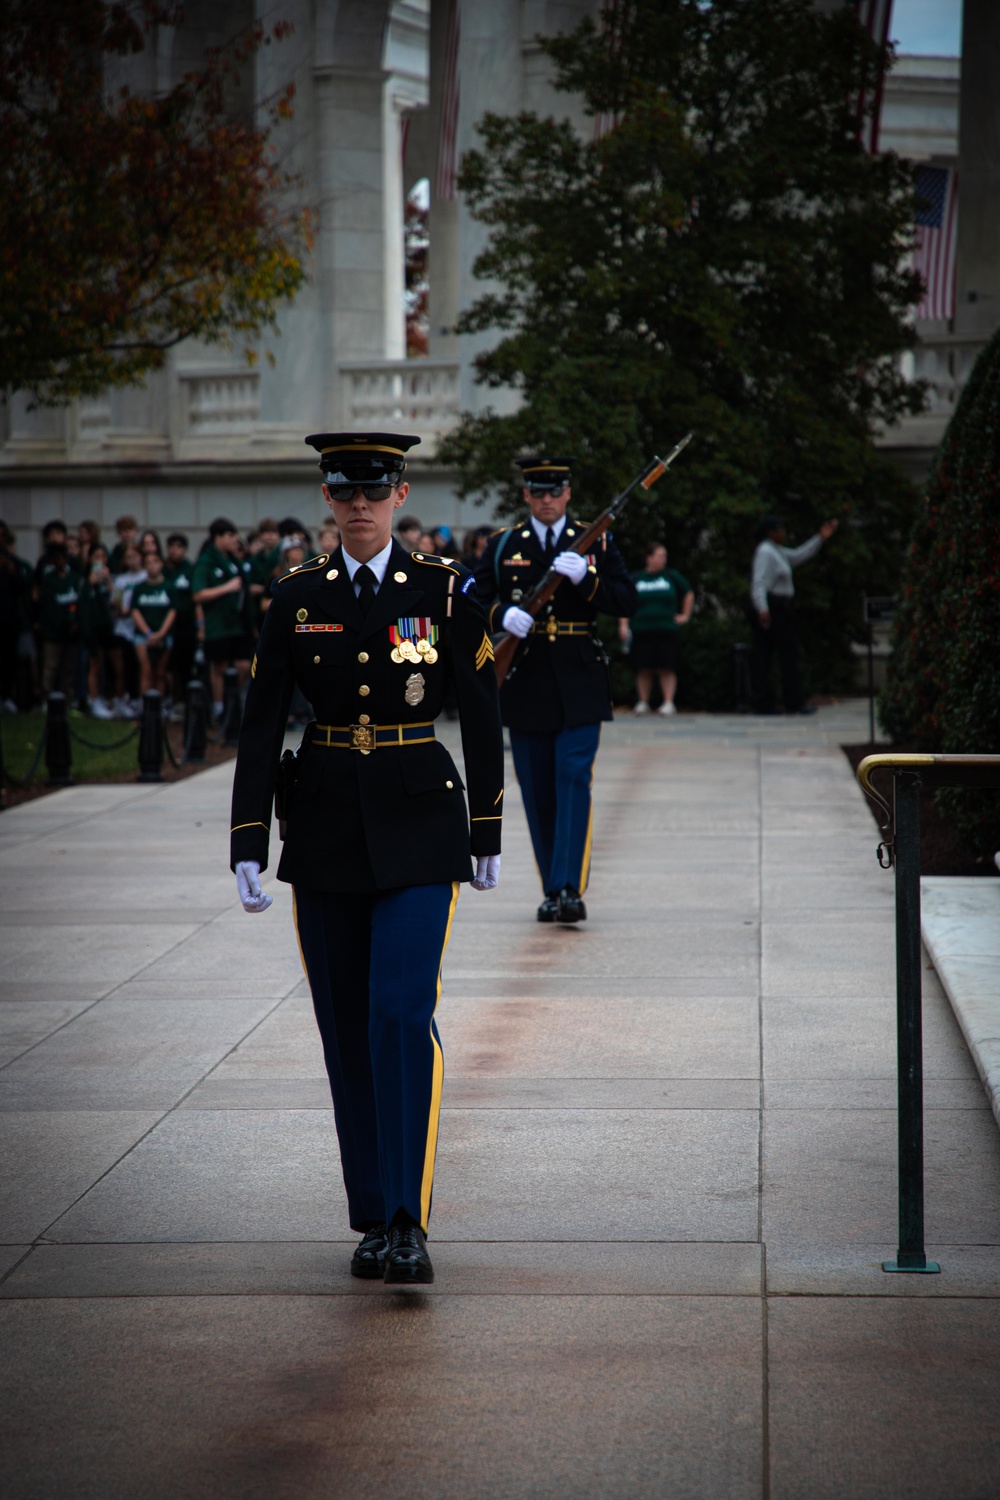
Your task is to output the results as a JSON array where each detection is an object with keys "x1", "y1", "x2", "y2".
[{"x1": 2, "y1": 702, "x2": 1000, "y2": 1499}]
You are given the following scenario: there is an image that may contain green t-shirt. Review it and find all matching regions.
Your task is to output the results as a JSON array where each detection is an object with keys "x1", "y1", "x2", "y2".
[
  {"x1": 164, "y1": 558, "x2": 195, "y2": 618},
  {"x1": 131, "y1": 578, "x2": 178, "y2": 634},
  {"x1": 630, "y1": 568, "x2": 692, "y2": 634},
  {"x1": 191, "y1": 545, "x2": 244, "y2": 640},
  {"x1": 39, "y1": 569, "x2": 81, "y2": 643},
  {"x1": 250, "y1": 546, "x2": 281, "y2": 589}
]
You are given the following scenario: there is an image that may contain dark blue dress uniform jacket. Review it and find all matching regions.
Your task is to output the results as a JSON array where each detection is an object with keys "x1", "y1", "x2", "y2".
[
  {"x1": 230, "y1": 541, "x2": 503, "y2": 892},
  {"x1": 474, "y1": 519, "x2": 638, "y2": 733}
]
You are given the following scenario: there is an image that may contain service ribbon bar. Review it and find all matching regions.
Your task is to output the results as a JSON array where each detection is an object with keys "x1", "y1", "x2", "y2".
[{"x1": 390, "y1": 619, "x2": 440, "y2": 645}]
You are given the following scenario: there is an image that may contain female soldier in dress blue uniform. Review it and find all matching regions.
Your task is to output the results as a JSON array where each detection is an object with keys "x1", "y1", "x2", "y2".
[{"x1": 230, "y1": 432, "x2": 504, "y2": 1286}]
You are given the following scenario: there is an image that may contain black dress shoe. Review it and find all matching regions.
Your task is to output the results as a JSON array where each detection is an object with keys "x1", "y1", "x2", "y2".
[
  {"x1": 537, "y1": 893, "x2": 560, "y2": 923},
  {"x1": 556, "y1": 886, "x2": 587, "y2": 923},
  {"x1": 350, "y1": 1223, "x2": 388, "y2": 1279},
  {"x1": 383, "y1": 1224, "x2": 434, "y2": 1285}
]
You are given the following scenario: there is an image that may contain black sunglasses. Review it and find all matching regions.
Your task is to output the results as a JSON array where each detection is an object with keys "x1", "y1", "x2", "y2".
[
  {"x1": 326, "y1": 482, "x2": 396, "y2": 502},
  {"x1": 527, "y1": 481, "x2": 567, "y2": 497}
]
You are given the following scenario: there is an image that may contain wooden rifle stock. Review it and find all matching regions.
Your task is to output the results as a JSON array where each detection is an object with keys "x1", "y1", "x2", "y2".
[{"x1": 492, "y1": 433, "x2": 693, "y2": 686}]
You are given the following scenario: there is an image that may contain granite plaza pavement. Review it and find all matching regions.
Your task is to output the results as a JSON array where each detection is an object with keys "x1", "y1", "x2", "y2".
[{"x1": 2, "y1": 701, "x2": 1000, "y2": 1499}]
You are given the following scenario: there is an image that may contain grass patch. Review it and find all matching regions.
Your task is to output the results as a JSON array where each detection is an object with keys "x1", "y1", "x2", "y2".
[{"x1": 2, "y1": 710, "x2": 141, "y2": 786}]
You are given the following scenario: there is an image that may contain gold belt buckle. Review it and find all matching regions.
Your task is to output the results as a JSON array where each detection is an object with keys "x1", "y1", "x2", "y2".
[
  {"x1": 546, "y1": 617, "x2": 559, "y2": 640},
  {"x1": 350, "y1": 722, "x2": 375, "y2": 754}
]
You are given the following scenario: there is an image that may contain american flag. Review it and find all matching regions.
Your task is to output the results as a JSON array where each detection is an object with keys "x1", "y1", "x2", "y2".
[
  {"x1": 854, "y1": 0, "x2": 893, "y2": 153},
  {"x1": 914, "y1": 165, "x2": 958, "y2": 321},
  {"x1": 434, "y1": 0, "x2": 460, "y2": 202}
]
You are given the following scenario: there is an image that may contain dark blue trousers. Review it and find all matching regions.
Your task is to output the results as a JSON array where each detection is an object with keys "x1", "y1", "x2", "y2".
[
  {"x1": 293, "y1": 881, "x2": 459, "y2": 1233},
  {"x1": 509, "y1": 723, "x2": 601, "y2": 895}
]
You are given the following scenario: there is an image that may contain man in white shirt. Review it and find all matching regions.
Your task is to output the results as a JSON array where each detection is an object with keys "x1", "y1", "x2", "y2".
[{"x1": 750, "y1": 513, "x2": 838, "y2": 714}]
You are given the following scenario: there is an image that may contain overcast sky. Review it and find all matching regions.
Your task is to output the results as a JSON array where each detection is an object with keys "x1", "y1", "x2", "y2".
[{"x1": 891, "y1": 0, "x2": 962, "y2": 56}]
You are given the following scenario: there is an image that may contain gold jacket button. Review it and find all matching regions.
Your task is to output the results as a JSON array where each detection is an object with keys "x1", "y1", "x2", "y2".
[
  {"x1": 358, "y1": 651, "x2": 369, "y2": 663},
  {"x1": 313, "y1": 655, "x2": 320, "y2": 664},
  {"x1": 359, "y1": 684, "x2": 370, "y2": 697},
  {"x1": 359, "y1": 714, "x2": 370, "y2": 725},
  {"x1": 445, "y1": 780, "x2": 454, "y2": 790}
]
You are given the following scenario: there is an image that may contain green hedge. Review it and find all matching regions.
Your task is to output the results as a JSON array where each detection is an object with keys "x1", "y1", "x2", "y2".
[{"x1": 880, "y1": 329, "x2": 1000, "y2": 860}]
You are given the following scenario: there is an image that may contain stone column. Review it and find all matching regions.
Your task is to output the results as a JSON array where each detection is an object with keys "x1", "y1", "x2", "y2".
[{"x1": 954, "y1": 0, "x2": 1000, "y2": 337}]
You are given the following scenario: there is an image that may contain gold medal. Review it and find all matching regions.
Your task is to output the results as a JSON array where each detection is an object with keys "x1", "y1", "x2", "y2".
[
  {"x1": 404, "y1": 672, "x2": 425, "y2": 706},
  {"x1": 296, "y1": 608, "x2": 308, "y2": 623},
  {"x1": 390, "y1": 647, "x2": 404, "y2": 664},
  {"x1": 401, "y1": 639, "x2": 420, "y2": 663}
]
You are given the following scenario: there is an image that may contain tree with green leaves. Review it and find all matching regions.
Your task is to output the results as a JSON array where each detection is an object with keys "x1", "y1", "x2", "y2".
[
  {"x1": 440, "y1": 0, "x2": 924, "y2": 699},
  {"x1": 881, "y1": 329, "x2": 1000, "y2": 860},
  {"x1": 0, "y1": 0, "x2": 310, "y2": 406}
]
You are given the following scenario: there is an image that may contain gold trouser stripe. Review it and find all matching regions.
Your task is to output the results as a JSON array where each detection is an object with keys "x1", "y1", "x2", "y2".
[
  {"x1": 231, "y1": 820, "x2": 269, "y2": 834},
  {"x1": 290, "y1": 888, "x2": 309, "y2": 981},
  {"x1": 420, "y1": 880, "x2": 459, "y2": 1231},
  {"x1": 577, "y1": 734, "x2": 599, "y2": 894}
]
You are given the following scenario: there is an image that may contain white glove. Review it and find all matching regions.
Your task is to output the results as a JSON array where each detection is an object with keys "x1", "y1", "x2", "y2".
[
  {"x1": 501, "y1": 606, "x2": 533, "y2": 639},
  {"x1": 552, "y1": 551, "x2": 588, "y2": 585},
  {"x1": 471, "y1": 854, "x2": 501, "y2": 890},
  {"x1": 236, "y1": 860, "x2": 273, "y2": 913}
]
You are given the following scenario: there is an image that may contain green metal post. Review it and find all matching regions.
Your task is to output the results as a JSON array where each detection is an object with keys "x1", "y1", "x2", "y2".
[{"x1": 883, "y1": 772, "x2": 940, "y2": 1274}]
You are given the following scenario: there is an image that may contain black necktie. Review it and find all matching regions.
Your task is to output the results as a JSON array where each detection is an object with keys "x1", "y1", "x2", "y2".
[
  {"x1": 544, "y1": 527, "x2": 556, "y2": 562},
  {"x1": 355, "y1": 564, "x2": 377, "y2": 616}
]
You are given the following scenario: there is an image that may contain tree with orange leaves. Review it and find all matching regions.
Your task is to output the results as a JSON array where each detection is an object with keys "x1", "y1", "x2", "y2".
[{"x1": 0, "y1": 0, "x2": 311, "y2": 405}]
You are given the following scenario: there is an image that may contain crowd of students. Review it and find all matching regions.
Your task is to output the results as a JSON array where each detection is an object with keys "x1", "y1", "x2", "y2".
[{"x1": 0, "y1": 510, "x2": 495, "y2": 723}]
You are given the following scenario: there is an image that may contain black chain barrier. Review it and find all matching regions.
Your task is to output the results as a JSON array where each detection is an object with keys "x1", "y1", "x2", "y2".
[
  {"x1": 2, "y1": 723, "x2": 48, "y2": 788},
  {"x1": 67, "y1": 722, "x2": 140, "y2": 752}
]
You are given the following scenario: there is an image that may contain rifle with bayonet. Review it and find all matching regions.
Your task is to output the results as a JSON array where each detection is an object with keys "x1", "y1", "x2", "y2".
[{"x1": 492, "y1": 432, "x2": 694, "y2": 687}]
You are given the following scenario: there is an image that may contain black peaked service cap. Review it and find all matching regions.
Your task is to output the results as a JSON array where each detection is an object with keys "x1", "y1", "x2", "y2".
[
  {"x1": 306, "y1": 431, "x2": 421, "y2": 484},
  {"x1": 515, "y1": 455, "x2": 575, "y2": 482}
]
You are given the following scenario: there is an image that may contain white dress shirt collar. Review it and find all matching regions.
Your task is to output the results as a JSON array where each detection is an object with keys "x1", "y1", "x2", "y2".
[
  {"x1": 529, "y1": 514, "x2": 566, "y2": 549},
  {"x1": 342, "y1": 539, "x2": 393, "y2": 589}
]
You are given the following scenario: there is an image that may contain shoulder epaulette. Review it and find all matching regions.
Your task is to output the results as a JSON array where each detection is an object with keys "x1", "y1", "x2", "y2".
[
  {"x1": 410, "y1": 551, "x2": 461, "y2": 575},
  {"x1": 275, "y1": 553, "x2": 330, "y2": 584}
]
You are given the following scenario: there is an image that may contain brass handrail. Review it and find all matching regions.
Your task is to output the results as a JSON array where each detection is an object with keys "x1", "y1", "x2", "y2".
[{"x1": 857, "y1": 753, "x2": 1000, "y2": 868}]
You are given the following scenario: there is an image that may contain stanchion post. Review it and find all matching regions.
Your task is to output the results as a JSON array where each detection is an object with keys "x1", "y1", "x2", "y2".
[
  {"x1": 45, "y1": 693, "x2": 74, "y2": 786},
  {"x1": 884, "y1": 771, "x2": 939, "y2": 1274},
  {"x1": 137, "y1": 691, "x2": 165, "y2": 783},
  {"x1": 222, "y1": 666, "x2": 241, "y2": 746},
  {"x1": 183, "y1": 679, "x2": 208, "y2": 764}
]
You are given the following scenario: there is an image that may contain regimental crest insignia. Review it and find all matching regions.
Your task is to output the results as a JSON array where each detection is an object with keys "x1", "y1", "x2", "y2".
[
  {"x1": 390, "y1": 617, "x2": 439, "y2": 665},
  {"x1": 475, "y1": 632, "x2": 494, "y2": 672},
  {"x1": 404, "y1": 672, "x2": 426, "y2": 706}
]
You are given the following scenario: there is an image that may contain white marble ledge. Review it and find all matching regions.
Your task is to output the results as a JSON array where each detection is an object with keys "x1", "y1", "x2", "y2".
[{"x1": 922, "y1": 877, "x2": 1000, "y2": 1132}]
